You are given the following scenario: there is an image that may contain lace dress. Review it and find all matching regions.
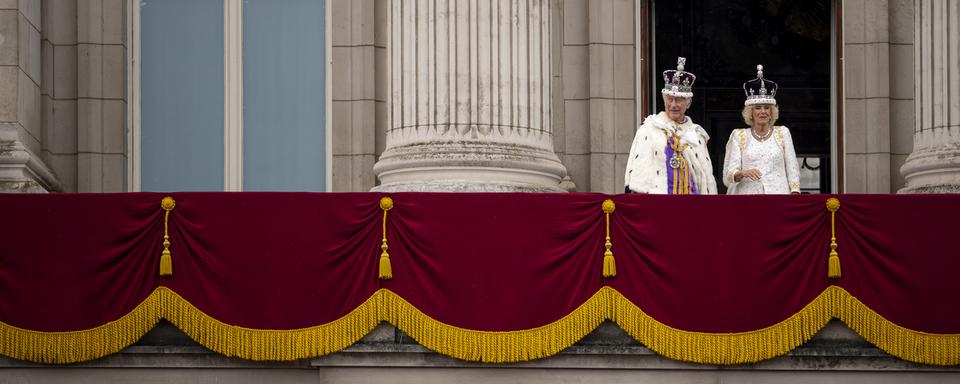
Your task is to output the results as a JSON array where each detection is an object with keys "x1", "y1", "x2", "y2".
[{"x1": 722, "y1": 126, "x2": 801, "y2": 194}]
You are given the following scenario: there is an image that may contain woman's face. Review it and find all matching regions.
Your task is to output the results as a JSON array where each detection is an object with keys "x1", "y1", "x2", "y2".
[{"x1": 752, "y1": 105, "x2": 773, "y2": 127}]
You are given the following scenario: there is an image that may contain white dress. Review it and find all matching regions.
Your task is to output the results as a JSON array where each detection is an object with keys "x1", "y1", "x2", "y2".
[{"x1": 722, "y1": 126, "x2": 801, "y2": 194}]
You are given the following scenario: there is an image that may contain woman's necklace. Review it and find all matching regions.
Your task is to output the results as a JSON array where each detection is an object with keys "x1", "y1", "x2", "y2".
[{"x1": 751, "y1": 127, "x2": 773, "y2": 141}]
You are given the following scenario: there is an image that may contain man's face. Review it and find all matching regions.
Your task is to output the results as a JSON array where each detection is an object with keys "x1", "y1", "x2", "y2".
[{"x1": 663, "y1": 95, "x2": 691, "y2": 123}]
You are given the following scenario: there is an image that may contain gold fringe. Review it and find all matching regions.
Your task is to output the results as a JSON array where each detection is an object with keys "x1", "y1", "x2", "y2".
[
  {"x1": 611, "y1": 287, "x2": 835, "y2": 364},
  {"x1": 158, "y1": 287, "x2": 381, "y2": 361},
  {"x1": 833, "y1": 286, "x2": 960, "y2": 366},
  {"x1": 380, "y1": 288, "x2": 610, "y2": 363},
  {"x1": 4, "y1": 286, "x2": 960, "y2": 365},
  {"x1": 0, "y1": 290, "x2": 163, "y2": 364}
]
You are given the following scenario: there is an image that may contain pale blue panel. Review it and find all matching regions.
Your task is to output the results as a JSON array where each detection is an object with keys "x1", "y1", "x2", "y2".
[
  {"x1": 141, "y1": 0, "x2": 224, "y2": 191},
  {"x1": 243, "y1": 0, "x2": 327, "y2": 191}
]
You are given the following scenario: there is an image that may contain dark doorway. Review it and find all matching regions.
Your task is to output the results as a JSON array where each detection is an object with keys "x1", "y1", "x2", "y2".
[{"x1": 651, "y1": 0, "x2": 833, "y2": 193}]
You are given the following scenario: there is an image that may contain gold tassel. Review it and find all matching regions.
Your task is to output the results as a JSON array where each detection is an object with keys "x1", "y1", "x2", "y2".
[
  {"x1": 603, "y1": 249, "x2": 616, "y2": 277},
  {"x1": 160, "y1": 249, "x2": 172, "y2": 276},
  {"x1": 828, "y1": 253, "x2": 841, "y2": 278},
  {"x1": 379, "y1": 246, "x2": 393, "y2": 280},
  {"x1": 379, "y1": 197, "x2": 394, "y2": 280},
  {"x1": 826, "y1": 197, "x2": 841, "y2": 278},
  {"x1": 601, "y1": 199, "x2": 616, "y2": 278},
  {"x1": 160, "y1": 196, "x2": 176, "y2": 277}
]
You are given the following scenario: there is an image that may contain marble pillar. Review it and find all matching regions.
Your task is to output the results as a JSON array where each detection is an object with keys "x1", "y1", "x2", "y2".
[
  {"x1": 900, "y1": 0, "x2": 960, "y2": 193},
  {"x1": 0, "y1": 0, "x2": 59, "y2": 192},
  {"x1": 373, "y1": 0, "x2": 571, "y2": 192}
]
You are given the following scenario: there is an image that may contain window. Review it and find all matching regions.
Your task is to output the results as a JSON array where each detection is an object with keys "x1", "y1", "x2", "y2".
[{"x1": 132, "y1": 0, "x2": 330, "y2": 192}]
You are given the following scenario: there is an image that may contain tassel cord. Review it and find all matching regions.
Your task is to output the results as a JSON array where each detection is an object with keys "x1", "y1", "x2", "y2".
[
  {"x1": 601, "y1": 199, "x2": 616, "y2": 277},
  {"x1": 159, "y1": 197, "x2": 175, "y2": 276},
  {"x1": 826, "y1": 198, "x2": 841, "y2": 278},
  {"x1": 378, "y1": 197, "x2": 394, "y2": 280}
]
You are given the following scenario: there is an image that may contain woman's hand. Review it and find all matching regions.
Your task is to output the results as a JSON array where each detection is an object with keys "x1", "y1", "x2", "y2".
[{"x1": 735, "y1": 169, "x2": 762, "y2": 182}]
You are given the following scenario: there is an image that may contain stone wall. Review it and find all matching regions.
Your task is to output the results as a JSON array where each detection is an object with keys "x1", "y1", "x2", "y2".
[
  {"x1": 0, "y1": 0, "x2": 58, "y2": 192},
  {"x1": 330, "y1": 0, "x2": 378, "y2": 192},
  {"x1": 889, "y1": 0, "x2": 916, "y2": 192},
  {"x1": 842, "y1": 0, "x2": 914, "y2": 193},
  {"x1": 0, "y1": 0, "x2": 126, "y2": 193},
  {"x1": 41, "y1": 0, "x2": 77, "y2": 192},
  {"x1": 75, "y1": 0, "x2": 126, "y2": 192},
  {"x1": 557, "y1": 0, "x2": 636, "y2": 194},
  {"x1": 1, "y1": 0, "x2": 926, "y2": 193}
]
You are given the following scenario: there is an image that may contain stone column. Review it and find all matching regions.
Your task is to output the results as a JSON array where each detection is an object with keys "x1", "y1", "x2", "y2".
[
  {"x1": 373, "y1": 0, "x2": 571, "y2": 192},
  {"x1": 0, "y1": 0, "x2": 59, "y2": 192},
  {"x1": 900, "y1": 0, "x2": 960, "y2": 193}
]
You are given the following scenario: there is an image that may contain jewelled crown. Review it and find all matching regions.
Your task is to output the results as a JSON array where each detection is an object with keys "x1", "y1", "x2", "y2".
[
  {"x1": 662, "y1": 57, "x2": 696, "y2": 98},
  {"x1": 743, "y1": 64, "x2": 778, "y2": 106}
]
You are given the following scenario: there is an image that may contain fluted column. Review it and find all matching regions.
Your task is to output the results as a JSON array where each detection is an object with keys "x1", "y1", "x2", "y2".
[
  {"x1": 0, "y1": 1, "x2": 59, "y2": 193},
  {"x1": 373, "y1": 0, "x2": 570, "y2": 192},
  {"x1": 900, "y1": 0, "x2": 960, "y2": 193}
]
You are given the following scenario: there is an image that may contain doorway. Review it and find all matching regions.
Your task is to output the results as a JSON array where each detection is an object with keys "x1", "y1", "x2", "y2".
[{"x1": 647, "y1": 0, "x2": 834, "y2": 193}]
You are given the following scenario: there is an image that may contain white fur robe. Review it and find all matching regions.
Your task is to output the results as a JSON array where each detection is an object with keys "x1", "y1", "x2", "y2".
[{"x1": 624, "y1": 112, "x2": 718, "y2": 194}]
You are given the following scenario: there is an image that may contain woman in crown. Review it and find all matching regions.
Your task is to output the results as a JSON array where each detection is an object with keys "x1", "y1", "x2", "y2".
[{"x1": 722, "y1": 65, "x2": 801, "y2": 194}]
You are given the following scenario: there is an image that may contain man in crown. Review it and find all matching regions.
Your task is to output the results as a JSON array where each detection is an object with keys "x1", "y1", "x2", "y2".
[{"x1": 624, "y1": 57, "x2": 717, "y2": 194}]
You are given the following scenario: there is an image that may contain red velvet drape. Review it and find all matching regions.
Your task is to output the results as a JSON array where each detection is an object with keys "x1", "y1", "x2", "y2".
[{"x1": 2, "y1": 192, "x2": 958, "y2": 335}]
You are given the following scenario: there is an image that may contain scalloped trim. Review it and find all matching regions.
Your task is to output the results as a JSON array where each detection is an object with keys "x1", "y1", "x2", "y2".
[{"x1": 2, "y1": 286, "x2": 958, "y2": 365}]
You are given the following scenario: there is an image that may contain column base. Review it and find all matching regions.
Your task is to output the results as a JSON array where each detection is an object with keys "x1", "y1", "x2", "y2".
[
  {"x1": 899, "y1": 143, "x2": 960, "y2": 194},
  {"x1": 373, "y1": 141, "x2": 573, "y2": 193},
  {"x1": 372, "y1": 179, "x2": 565, "y2": 193},
  {"x1": 0, "y1": 125, "x2": 61, "y2": 193}
]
